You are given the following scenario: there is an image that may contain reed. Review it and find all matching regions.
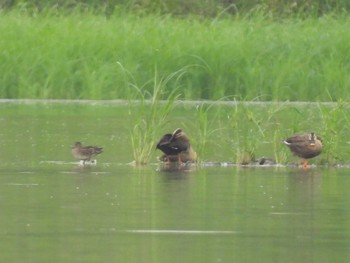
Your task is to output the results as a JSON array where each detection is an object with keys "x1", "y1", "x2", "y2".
[
  {"x1": 2, "y1": 6, "x2": 350, "y2": 166},
  {"x1": 3, "y1": 0, "x2": 350, "y2": 17},
  {"x1": 316, "y1": 101, "x2": 350, "y2": 165},
  {"x1": 192, "y1": 103, "x2": 224, "y2": 162},
  {"x1": 0, "y1": 10, "x2": 350, "y2": 101},
  {"x1": 128, "y1": 68, "x2": 184, "y2": 165},
  {"x1": 185, "y1": 100, "x2": 350, "y2": 166},
  {"x1": 224, "y1": 100, "x2": 266, "y2": 164}
]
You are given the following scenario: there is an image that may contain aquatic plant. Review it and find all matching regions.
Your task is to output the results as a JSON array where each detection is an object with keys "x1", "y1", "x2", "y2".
[
  {"x1": 264, "y1": 102, "x2": 291, "y2": 165},
  {"x1": 193, "y1": 103, "x2": 224, "y2": 162},
  {"x1": 316, "y1": 101, "x2": 350, "y2": 165},
  {"x1": 133, "y1": 99, "x2": 350, "y2": 166},
  {"x1": 128, "y1": 68, "x2": 185, "y2": 165},
  {"x1": 226, "y1": 101, "x2": 264, "y2": 164}
]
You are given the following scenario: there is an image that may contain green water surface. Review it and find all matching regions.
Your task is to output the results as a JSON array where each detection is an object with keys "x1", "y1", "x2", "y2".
[{"x1": 1, "y1": 102, "x2": 350, "y2": 263}]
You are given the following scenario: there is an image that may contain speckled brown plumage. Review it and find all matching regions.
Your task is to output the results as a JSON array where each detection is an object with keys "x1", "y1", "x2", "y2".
[
  {"x1": 284, "y1": 132, "x2": 322, "y2": 167},
  {"x1": 71, "y1": 142, "x2": 103, "y2": 164}
]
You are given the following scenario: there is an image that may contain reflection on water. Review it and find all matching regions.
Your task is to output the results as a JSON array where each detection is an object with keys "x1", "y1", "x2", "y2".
[
  {"x1": 1, "y1": 104, "x2": 350, "y2": 263},
  {"x1": 157, "y1": 162, "x2": 197, "y2": 174}
]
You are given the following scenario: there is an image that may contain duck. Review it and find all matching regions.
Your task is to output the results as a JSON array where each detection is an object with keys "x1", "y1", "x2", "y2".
[
  {"x1": 158, "y1": 146, "x2": 198, "y2": 163},
  {"x1": 156, "y1": 128, "x2": 197, "y2": 163},
  {"x1": 71, "y1": 142, "x2": 103, "y2": 165},
  {"x1": 283, "y1": 132, "x2": 322, "y2": 168}
]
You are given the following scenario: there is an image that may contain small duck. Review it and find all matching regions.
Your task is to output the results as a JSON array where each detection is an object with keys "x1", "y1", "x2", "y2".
[
  {"x1": 71, "y1": 142, "x2": 103, "y2": 165},
  {"x1": 156, "y1": 128, "x2": 197, "y2": 163},
  {"x1": 283, "y1": 132, "x2": 322, "y2": 168}
]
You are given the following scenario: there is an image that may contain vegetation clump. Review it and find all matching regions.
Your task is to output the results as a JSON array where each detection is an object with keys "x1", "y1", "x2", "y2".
[{"x1": 0, "y1": 9, "x2": 349, "y2": 101}]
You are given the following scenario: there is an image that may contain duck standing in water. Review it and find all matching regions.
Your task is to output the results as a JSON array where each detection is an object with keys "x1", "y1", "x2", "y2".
[
  {"x1": 283, "y1": 132, "x2": 322, "y2": 168},
  {"x1": 156, "y1": 128, "x2": 197, "y2": 163},
  {"x1": 71, "y1": 142, "x2": 103, "y2": 165}
]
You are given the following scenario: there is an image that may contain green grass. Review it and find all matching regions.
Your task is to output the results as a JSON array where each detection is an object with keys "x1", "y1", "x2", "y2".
[
  {"x1": 125, "y1": 98, "x2": 350, "y2": 166},
  {"x1": 128, "y1": 68, "x2": 183, "y2": 165},
  {"x1": 181, "y1": 101, "x2": 350, "y2": 166},
  {"x1": 1, "y1": 9, "x2": 350, "y2": 101},
  {"x1": 4, "y1": 0, "x2": 350, "y2": 17}
]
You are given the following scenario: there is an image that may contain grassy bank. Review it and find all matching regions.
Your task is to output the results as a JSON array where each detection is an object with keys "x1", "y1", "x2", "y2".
[{"x1": 1, "y1": 9, "x2": 350, "y2": 101}]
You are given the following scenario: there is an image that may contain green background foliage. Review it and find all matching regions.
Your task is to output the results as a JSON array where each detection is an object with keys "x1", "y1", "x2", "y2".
[
  {"x1": 3, "y1": 0, "x2": 350, "y2": 16},
  {"x1": 0, "y1": 1, "x2": 350, "y2": 101}
]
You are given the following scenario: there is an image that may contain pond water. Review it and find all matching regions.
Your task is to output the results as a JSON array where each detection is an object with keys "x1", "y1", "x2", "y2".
[{"x1": 1, "y1": 101, "x2": 350, "y2": 263}]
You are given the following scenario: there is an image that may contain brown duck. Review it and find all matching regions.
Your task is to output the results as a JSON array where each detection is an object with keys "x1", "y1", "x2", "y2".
[
  {"x1": 71, "y1": 142, "x2": 103, "y2": 164},
  {"x1": 156, "y1": 128, "x2": 197, "y2": 163},
  {"x1": 283, "y1": 132, "x2": 322, "y2": 168}
]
